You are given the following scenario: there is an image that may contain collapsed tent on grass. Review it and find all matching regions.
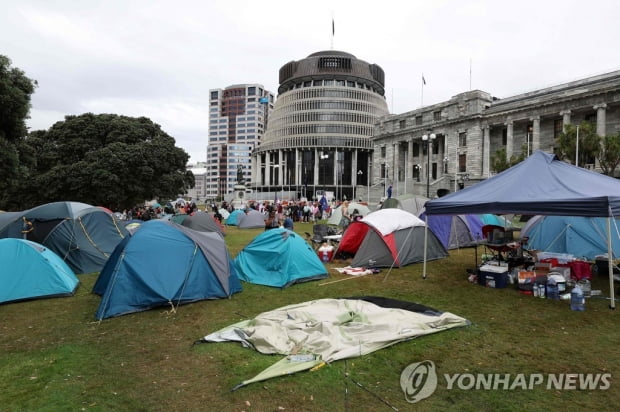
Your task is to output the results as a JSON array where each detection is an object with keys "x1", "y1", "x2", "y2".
[
  {"x1": 181, "y1": 211, "x2": 225, "y2": 236},
  {"x1": 237, "y1": 209, "x2": 266, "y2": 229},
  {"x1": 520, "y1": 215, "x2": 620, "y2": 260},
  {"x1": 337, "y1": 208, "x2": 448, "y2": 267},
  {"x1": 419, "y1": 213, "x2": 484, "y2": 250},
  {"x1": 234, "y1": 228, "x2": 328, "y2": 287},
  {"x1": 93, "y1": 220, "x2": 241, "y2": 320},
  {"x1": 0, "y1": 201, "x2": 128, "y2": 274},
  {"x1": 424, "y1": 150, "x2": 620, "y2": 308},
  {"x1": 200, "y1": 296, "x2": 469, "y2": 390},
  {"x1": 0, "y1": 238, "x2": 79, "y2": 304}
]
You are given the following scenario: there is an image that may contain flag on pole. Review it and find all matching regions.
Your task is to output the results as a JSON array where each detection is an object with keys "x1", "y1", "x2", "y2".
[{"x1": 422, "y1": 75, "x2": 426, "y2": 85}]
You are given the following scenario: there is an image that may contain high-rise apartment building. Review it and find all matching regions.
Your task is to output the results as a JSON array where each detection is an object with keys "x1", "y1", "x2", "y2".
[{"x1": 206, "y1": 84, "x2": 274, "y2": 200}]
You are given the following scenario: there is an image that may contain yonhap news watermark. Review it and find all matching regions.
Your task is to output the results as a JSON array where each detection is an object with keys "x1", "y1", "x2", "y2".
[{"x1": 400, "y1": 360, "x2": 611, "y2": 404}]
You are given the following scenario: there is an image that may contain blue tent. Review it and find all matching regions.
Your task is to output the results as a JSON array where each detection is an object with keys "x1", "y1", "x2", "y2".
[
  {"x1": 0, "y1": 238, "x2": 79, "y2": 304},
  {"x1": 424, "y1": 151, "x2": 620, "y2": 307},
  {"x1": 93, "y1": 220, "x2": 241, "y2": 319},
  {"x1": 226, "y1": 209, "x2": 245, "y2": 226},
  {"x1": 234, "y1": 228, "x2": 328, "y2": 287},
  {"x1": 478, "y1": 214, "x2": 510, "y2": 227},
  {"x1": 520, "y1": 215, "x2": 620, "y2": 260},
  {"x1": 420, "y1": 213, "x2": 484, "y2": 250},
  {"x1": 0, "y1": 201, "x2": 128, "y2": 274}
]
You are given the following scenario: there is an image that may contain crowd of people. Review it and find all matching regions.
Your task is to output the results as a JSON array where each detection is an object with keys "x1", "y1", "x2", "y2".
[{"x1": 116, "y1": 195, "x2": 362, "y2": 233}]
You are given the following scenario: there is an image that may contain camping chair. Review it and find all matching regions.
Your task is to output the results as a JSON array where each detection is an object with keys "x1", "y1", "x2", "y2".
[
  {"x1": 305, "y1": 224, "x2": 330, "y2": 251},
  {"x1": 481, "y1": 224, "x2": 517, "y2": 262}
]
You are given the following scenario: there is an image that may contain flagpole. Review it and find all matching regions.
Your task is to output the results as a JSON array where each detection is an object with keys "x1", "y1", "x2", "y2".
[
  {"x1": 469, "y1": 58, "x2": 472, "y2": 90},
  {"x1": 331, "y1": 13, "x2": 334, "y2": 49},
  {"x1": 421, "y1": 74, "x2": 424, "y2": 107}
]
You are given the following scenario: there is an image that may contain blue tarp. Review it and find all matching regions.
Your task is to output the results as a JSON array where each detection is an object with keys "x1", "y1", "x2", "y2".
[
  {"x1": 0, "y1": 238, "x2": 79, "y2": 304},
  {"x1": 234, "y1": 228, "x2": 328, "y2": 288},
  {"x1": 93, "y1": 220, "x2": 241, "y2": 319}
]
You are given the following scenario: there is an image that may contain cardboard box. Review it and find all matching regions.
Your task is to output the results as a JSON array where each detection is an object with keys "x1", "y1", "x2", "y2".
[{"x1": 478, "y1": 264, "x2": 509, "y2": 288}]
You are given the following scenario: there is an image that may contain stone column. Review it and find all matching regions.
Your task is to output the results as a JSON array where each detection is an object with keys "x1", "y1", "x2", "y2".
[
  {"x1": 560, "y1": 110, "x2": 571, "y2": 127},
  {"x1": 482, "y1": 125, "x2": 490, "y2": 178},
  {"x1": 314, "y1": 149, "x2": 320, "y2": 190},
  {"x1": 594, "y1": 104, "x2": 607, "y2": 136},
  {"x1": 250, "y1": 155, "x2": 260, "y2": 187},
  {"x1": 277, "y1": 149, "x2": 283, "y2": 186},
  {"x1": 506, "y1": 120, "x2": 514, "y2": 160},
  {"x1": 407, "y1": 140, "x2": 414, "y2": 179},
  {"x1": 392, "y1": 142, "x2": 400, "y2": 185},
  {"x1": 531, "y1": 116, "x2": 541, "y2": 151},
  {"x1": 352, "y1": 150, "x2": 358, "y2": 187},
  {"x1": 333, "y1": 148, "x2": 339, "y2": 197},
  {"x1": 265, "y1": 152, "x2": 271, "y2": 187}
]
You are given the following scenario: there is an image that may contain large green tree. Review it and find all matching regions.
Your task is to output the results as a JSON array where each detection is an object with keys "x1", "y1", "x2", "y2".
[
  {"x1": 490, "y1": 147, "x2": 526, "y2": 174},
  {"x1": 11, "y1": 113, "x2": 194, "y2": 210},
  {"x1": 555, "y1": 121, "x2": 599, "y2": 166},
  {"x1": 597, "y1": 133, "x2": 620, "y2": 176},
  {"x1": 0, "y1": 55, "x2": 37, "y2": 200}
]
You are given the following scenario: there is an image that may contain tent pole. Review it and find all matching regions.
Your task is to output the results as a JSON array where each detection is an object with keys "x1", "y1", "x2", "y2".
[
  {"x1": 607, "y1": 217, "x2": 616, "y2": 309},
  {"x1": 423, "y1": 214, "x2": 429, "y2": 279}
]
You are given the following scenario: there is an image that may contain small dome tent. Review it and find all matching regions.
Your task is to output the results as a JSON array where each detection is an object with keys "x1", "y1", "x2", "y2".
[
  {"x1": 93, "y1": 220, "x2": 241, "y2": 320},
  {"x1": 338, "y1": 209, "x2": 448, "y2": 267},
  {"x1": 419, "y1": 213, "x2": 484, "y2": 250},
  {"x1": 238, "y1": 209, "x2": 266, "y2": 229},
  {"x1": 181, "y1": 211, "x2": 225, "y2": 236},
  {"x1": 234, "y1": 228, "x2": 328, "y2": 287},
  {"x1": 0, "y1": 239, "x2": 79, "y2": 304},
  {"x1": 0, "y1": 202, "x2": 128, "y2": 274}
]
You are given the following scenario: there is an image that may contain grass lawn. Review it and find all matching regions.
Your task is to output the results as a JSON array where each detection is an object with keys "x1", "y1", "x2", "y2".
[{"x1": 1, "y1": 222, "x2": 619, "y2": 411}]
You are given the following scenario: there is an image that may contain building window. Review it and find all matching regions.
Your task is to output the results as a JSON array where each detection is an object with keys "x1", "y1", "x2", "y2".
[
  {"x1": 459, "y1": 154, "x2": 467, "y2": 173},
  {"x1": 399, "y1": 119, "x2": 406, "y2": 129},
  {"x1": 413, "y1": 142, "x2": 420, "y2": 157},
  {"x1": 210, "y1": 91, "x2": 218, "y2": 100},
  {"x1": 433, "y1": 111, "x2": 442, "y2": 121},
  {"x1": 380, "y1": 146, "x2": 386, "y2": 158},
  {"x1": 458, "y1": 132, "x2": 467, "y2": 147},
  {"x1": 248, "y1": 87, "x2": 256, "y2": 95},
  {"x1": 554, "y1": 119, "x2": 563, "y2": 139},
  {"x1": 415, "y1": 116, "x2": 422, "y2": 125}
]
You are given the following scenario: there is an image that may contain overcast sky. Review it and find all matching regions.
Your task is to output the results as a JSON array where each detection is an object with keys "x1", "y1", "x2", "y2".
[{"x1": 2, "y1": 0, "x2": 620, "y2": 163}]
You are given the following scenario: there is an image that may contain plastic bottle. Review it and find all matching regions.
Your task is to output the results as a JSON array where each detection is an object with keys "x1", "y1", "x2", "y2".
[
  {"x1": 570, "y1": 284, "x2": 585, "y2": 311},
  {"x1": 546, "y1": 277, "x2": 559, "y2": 301},
  {"x1": 533, "y1": 281, "x2": 539, "y2": 297},
  {"x1": 577, "y1": 279, "x2": 591, "y2": 298},
  {"x1": 538, "y1": 283, "x2": 546, "y2": 299}
]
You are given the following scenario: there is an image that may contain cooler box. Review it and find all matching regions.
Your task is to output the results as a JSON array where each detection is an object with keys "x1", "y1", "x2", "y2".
[{"x1": 478, "y1": 264, "x2": 509, "y2": 288}]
